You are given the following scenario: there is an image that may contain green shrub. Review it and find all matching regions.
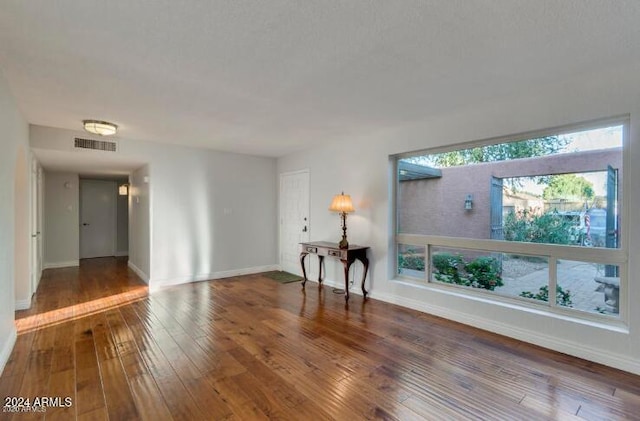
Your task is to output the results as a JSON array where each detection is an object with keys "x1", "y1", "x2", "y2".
[
  {"x1": 398, "y1": 252, "x2": 425, "y2": 272},
  {"x1": 520, "y1": 285, "x2": 573, "y2": 307},
  {"x1": 503, "y1": 209, "x2": 574, "y2": 245},
  {"x1": 432, "y1": 253, "x2": 463, "y2": 283},
  {"x1": 464, "y1": 256, "x2": 503, "y2": 290},
  {"x1": 432, "y1": 253, "x2": 502, "y2": 291}
]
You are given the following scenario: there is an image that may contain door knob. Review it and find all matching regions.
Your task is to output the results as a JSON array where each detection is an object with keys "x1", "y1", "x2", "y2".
[
  {"x1": 82, "y1": 223, "x2": 90, "y2": 226},
  {"x1": 302, "y1": 226, "x2": 308, "y2": 232}
]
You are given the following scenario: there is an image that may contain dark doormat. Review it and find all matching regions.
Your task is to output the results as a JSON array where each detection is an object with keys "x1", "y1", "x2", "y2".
[{"x1": 263, "y1": 271, "x2": 303, "y2": 284}]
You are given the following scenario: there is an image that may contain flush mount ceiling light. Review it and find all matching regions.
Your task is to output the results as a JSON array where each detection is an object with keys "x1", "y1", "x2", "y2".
[{"x1": 83, "y1": 120, "x2": 117, "y2": 136}]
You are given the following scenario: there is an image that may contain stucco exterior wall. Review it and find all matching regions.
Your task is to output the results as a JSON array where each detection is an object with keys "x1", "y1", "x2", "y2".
[{"x1": 398, "y1": 148, "x2": 623, "y2": 239}]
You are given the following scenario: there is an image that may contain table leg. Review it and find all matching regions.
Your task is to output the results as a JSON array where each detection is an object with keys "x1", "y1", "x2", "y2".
[
  {"x1": 300, "y1": 252, "x2": 309, "y2": 288},
  {"x1": 342, "y1": 259, "x2": 353, "y2": 301},
  {"x1": 317, "y1": 255, "x2": 324, "y2": 287},
  {"x1": 358, "y1": 256, "x2": 369, "y2": 298}
]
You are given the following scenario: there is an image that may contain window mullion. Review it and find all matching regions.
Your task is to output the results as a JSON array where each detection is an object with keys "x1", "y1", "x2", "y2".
[
  {"x1": 425, "y1": 244, "x2": 431, "y2": 283},
  {"x1": 549, "y1": 257, "x2": 558, "y2": 307}
]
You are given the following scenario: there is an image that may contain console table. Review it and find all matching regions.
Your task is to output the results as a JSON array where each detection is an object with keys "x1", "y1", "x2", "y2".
[{"x1": 299, "y1": 241, "x2": 369, "y2": 301}]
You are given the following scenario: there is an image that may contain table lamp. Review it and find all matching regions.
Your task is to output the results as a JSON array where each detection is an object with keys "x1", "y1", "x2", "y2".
[{"x1": 329, "y1": 192, "x2": 355, "y2": 249}]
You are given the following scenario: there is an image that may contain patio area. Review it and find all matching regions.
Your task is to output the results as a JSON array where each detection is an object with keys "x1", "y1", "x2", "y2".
[
  {"x1": 497, "y1": 257, "x2": 616, "y2": 315},
  {"x1": 400, "y1": 255, "x2": 617, "y2": 317}
]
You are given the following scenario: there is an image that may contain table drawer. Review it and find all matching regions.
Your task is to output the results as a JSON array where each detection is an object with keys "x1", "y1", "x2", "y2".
[
  {"x1": 303, "y1": 246, "x2": 318, "y2": 253},
  {"x1": 327, "y1": 249, "x2": 346, "y2": 259}
]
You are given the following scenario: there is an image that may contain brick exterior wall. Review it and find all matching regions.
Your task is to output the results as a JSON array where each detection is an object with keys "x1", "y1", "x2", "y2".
[{"x1": 398, "y1": 148, "x2": 623, "y2": 240}]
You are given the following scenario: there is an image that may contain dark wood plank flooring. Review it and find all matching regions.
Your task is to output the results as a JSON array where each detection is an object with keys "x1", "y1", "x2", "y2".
[{"x1": 2, "y1": 257, "x2": 640, "y2": 420}]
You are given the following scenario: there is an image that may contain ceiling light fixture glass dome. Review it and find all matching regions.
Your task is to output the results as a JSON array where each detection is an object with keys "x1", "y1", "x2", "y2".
[{"x1": 83, "y1": 120, "x2": 118, "y2": 136}]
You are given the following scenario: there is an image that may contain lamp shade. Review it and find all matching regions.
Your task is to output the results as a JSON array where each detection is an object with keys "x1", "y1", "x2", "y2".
[
  {"x1": 328, "y1": 192, "x2": 355, "y2": 213},
  {"x1": 83, "y1": 120, "x2": 117, "y2": 136}
]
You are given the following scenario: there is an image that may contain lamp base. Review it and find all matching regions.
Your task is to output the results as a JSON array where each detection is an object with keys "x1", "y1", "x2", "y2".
[{"x1": 338, "y1": 211, "x2": 349, "y2": 249}]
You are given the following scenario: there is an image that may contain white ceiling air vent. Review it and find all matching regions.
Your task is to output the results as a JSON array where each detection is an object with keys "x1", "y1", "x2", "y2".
[{"x1": 74, "y1": 137, "x2": 117, "y2": 152}]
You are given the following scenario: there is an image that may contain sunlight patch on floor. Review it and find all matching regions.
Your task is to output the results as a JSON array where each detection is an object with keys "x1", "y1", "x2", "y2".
[{"x1": 15, "y1": 286, "x2": 148, "y2": 334}]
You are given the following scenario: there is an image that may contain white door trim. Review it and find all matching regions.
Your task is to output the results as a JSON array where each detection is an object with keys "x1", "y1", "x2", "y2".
[{"x1": 29, "y1": 154, "x2": 43, "y2": 296}]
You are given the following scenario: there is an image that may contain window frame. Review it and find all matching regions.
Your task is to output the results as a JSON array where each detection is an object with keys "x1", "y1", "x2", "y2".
[{"x1": 391, "y1": 115, "x2": 630, "y2": 324}]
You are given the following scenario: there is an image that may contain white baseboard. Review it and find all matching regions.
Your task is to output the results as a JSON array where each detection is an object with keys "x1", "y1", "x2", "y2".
[
  {"x1": 369, "y1": 290, "x2": 640, "y2": 376},
  {"x1": 0, "y1": 326, "x2": 17, "y2": 376},
  {"x1": 115, "y1": 251, "x2": 129, "y2": 257},
  {"x1": 43, "y1": 260, "x2": 79, "y2": 269},
  {"x1": 128, "y1": 261, "x2": 149, "y2": 284},
  {"x1": 212, "y1": 264, "x2": 281, "y2": 280},
  {"x1": 149, "y1": 264, "x2": 281, "y2": 293},
  {"x1": 15, "y1": 297, "x2": 31, "y2": 311}
]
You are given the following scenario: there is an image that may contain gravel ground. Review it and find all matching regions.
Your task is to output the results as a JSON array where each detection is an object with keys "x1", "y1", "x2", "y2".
[{"x1": 502, "y1": 257, "x2": 547, "y2": 278}]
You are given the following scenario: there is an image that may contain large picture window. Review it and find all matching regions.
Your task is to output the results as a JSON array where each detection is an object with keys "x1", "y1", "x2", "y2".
[{"x1": 395, "y1": 119, "x2": 627, "y2": 320}]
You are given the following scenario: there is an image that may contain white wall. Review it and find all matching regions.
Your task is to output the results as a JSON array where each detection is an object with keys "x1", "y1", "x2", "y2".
[
  {"x1": 129, "y1": 165, "x2": 150, "y2": 281},
  {"x1": 137, "y1": 141, "x2": 278, "y2": 289},
  {"x1": 13, "y1": 148, "x2": 30, "y2": 309},
  {"x1": 31, "y1": 126, "x2": 278, "y2": 291},
  {"x1": 116, "y1": 181, "x2": 128, "y2": 256},
  {"x1": 278, "y1": 62, "x2": 640, "y2": 374},
  {"x1": 43, "y1": 172, "x2": 79, "y2": 267},
  {"x1": 0, "y1": 71, "x2": 29, "y2": 374}
]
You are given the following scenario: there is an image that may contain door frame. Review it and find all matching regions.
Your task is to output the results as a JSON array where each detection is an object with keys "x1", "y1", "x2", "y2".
[
  {"x1": 30, "y1": 156, "x2": 43, "y2": 294},
  {"x1": 279, "y1": 169, "x2": 310, "y2": 273}
]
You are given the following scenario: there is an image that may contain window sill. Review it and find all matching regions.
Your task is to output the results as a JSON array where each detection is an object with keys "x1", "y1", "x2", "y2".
[{"x1": 390, "y1": 275, "x2": 629, "y2": 334}]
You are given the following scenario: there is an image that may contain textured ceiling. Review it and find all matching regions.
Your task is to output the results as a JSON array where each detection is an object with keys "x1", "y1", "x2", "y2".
[{"x1": 1, "y1": 1, "x2": 639, "y2": 157}]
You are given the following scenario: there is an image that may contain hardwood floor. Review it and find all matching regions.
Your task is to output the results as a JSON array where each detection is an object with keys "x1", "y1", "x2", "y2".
[{"x1": 2, "y1": 258, "x2": 640, "y2": 420}]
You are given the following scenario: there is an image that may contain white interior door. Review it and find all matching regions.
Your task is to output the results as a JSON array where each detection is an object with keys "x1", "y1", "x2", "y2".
[
  {"x1": 37, "y1": 167, "x2": 43, "y2": 279},
  {"x1": 30, "y1": 158, "x2": 42, "y2": 293},
  {"x1": 280, "y1": 170, "x2": 310, "y2": 275},
  {"x1": 80, "y1": 180, "x2": 116, "y2": 259}
]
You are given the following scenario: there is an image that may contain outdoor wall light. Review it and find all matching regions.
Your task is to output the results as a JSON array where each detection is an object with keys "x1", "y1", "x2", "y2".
[
  {"x1": 464, "y1": 194, "x2": 473, "y2": 210},
  {"x1": 329, "y1": 192, "x2": 355, "y2": 249}
]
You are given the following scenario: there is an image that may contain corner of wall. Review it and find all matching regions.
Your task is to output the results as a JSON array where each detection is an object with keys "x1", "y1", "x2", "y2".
[
  {"x1": 128, "y1": 260, "x2": 149, "y2": 284},
  {"x1": 43, "y1": 260, "x2": 79, "y2": 269},
  {"x1": 148, "y1": 264, "x2": 280, "y2": 293},
  {"x1": 0, "y1": 325, "x2": 17, "y2": 376},
  {"x1": 15, "y1": 296, "x2": 31, "y2": 311}
]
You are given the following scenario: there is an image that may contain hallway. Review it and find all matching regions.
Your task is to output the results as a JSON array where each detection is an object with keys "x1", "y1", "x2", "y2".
[{"x1": 14, "y1": 258, "x2": 147, "y2": 335}]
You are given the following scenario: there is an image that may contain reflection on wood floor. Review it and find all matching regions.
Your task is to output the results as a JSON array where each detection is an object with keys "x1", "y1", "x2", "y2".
[{"x1": 2, "y1": 257, "x2": 640, "y2": 420}]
